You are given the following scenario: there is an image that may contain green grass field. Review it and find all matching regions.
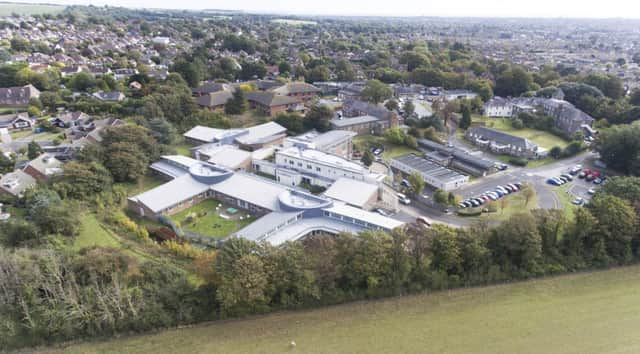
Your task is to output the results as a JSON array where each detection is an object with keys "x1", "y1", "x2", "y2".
[
  {"x1": 170, "y1": 199, "x2": 255, "y2": 238},
  {"x1": 354, "y1": 135, "x2": 421, "y2": 160},
  {"x1": 0, "y1": 3, "x2": 65, "y2": 16},
  {"x1": 72, "y1": 214, "x2": 121, "y2": 251},
  {"x1": 271, "y1": 19, "x2": 317, "y2": 25},
  {"x1": 462, "y1": 188, "x2": 539, "y2": 221},
  {"x1": 57, "y1": 265, "x2": 640, "y2": 354},
  {"x1": 473, "y1": 116, "x2": 569, "y2": 150}
]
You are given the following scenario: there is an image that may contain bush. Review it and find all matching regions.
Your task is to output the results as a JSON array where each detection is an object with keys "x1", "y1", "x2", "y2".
[
  {"x1": 509, "y1": 157, "x2": 529, "y2": 166},
  {"x1": 457, "y1": 208, "x2": 482, "y2": 217},
  {"x1": 511, "y1": 118, "x2": 524, "y2": 129}
]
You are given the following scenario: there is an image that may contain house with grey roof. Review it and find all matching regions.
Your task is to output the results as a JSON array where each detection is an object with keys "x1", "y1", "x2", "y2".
[
  {"x1": 245, "y1": 91, "x2": 301, "y2": 116},
  {"x1": 465, "y1": 126, "x2": 543, "y2": 159},
  {"x1": 0, "y1": 112, "x2": 35, "y2": 131},
  {"x1": 196, "y1": 91, "x2": 233, "y2": 110},
  {"x1": 23, "y1": 153, "x2": 63, "y2": 181},
  {"x1": 92, "y1": 91, "x2": 126, "y2": 102},
  {"x1": 0, "y1": 85, "x2": 40, "y2": 107},
  {"x1": 482, "y1": 95, "x2": 595, "y2": 138},
  {"x1": 0, "y1": 170, "x2": 36, "y2": 198},
  {"x1": 270, "y1": 82, "x2": 321, "y2": 102}
]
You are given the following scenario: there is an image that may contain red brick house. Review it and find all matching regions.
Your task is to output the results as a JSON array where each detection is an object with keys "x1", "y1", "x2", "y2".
[
  {"x1": 245, "y1": 91, "x2": 301, "y2": 117},
  {"x1": 270, "y1": 82, "x2": 321, "y2": 102}
]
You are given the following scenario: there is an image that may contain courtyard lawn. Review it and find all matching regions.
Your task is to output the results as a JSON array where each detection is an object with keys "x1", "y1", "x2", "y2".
[
  {"x1": 72, "y1": 214, "x2": 121, "y2": 251},
  {"x1": 354, "y1": 135, "x2": 421, "y2": 161},
  {"x1": 170, "y1": 199, "x2": 255, "y2": 238},
  {"x1": 472, "y1": 115, "x2": 570, "y2": 150},
  {"x1": 58, "y1": 265, "x2": 640, "y2": 354}
]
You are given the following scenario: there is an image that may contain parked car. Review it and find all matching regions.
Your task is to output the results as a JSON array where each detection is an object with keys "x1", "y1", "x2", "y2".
[
  {"x1": 588, "y1": 188, "x2": 596, "y2": 195},
  {"x1": 561, "y1": 174, "x2": 573, "y2": 181},
  {"x1": 593, "y1": 177, "x2": 603, "y2": 184},
  {"x1": 569, "y1": 165, "x2": 582, "y2": 175},
  {"x1": 397, "y1": 193, "x2": 411, "y2": 205},
  {"x1": 375, "y1": 208, "x2": 389, "y2": 216},
  {"x1": 572, "y1": 197, "x2": 584, "y2": 205}
]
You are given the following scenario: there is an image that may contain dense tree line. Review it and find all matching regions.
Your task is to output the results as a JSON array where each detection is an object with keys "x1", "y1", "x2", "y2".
[{"x1": 2, "y1": 176, "x2": 639, "y2": 349}]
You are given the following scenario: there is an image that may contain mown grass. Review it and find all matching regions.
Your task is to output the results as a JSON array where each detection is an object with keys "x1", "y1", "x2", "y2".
[
  {"x1": 472, "y1": 115, "x2": 570, "y2": 150},
  {"x1": 0, "y1": 3, "x2": 65, "y2": 16},
  {"x1": 354, "y1": 134, "x2": 421, "y2": 161},
  {"x1": 170, "y1": 199, "x2": 255, "y2": 238},
  {"x1": 554, "y1": 183, "x2": 580, "y2": 220},
  {"x1": 72, "y1": 214, "x2": 121, "y2": 251},
  {"x1": 461, "y1": 188, "x2": 539, "y2": 221},
  {"x1": 58, "y1": 265, "x2": 640, "y2": 354}
]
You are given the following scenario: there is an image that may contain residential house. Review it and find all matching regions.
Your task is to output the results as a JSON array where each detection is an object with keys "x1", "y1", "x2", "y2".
[
  {"x1": 270, "y1": 82, "x2": 321, "y2": 102},
  {"x1": 196, "y1": 91, "x2": 233, "y2": 110},
  {"x1": 0, "y1": 170, "x2": 36, "y2": 198},
  {"x1": 192, "y1": 81, "x2": 233, "y2": 96},
  {"x1": 92, "y1": 91, "x2": 126, "y2": 102},
  {"x1": 245, "y1": 91, "x2": 301, "y2": 117},
  {"x1": 338, "y1": 82, "x2": 366, "y2": 101},
  {"x1": 0, "y1": 113, "x2": 35, "y2": 131},
  {"x1": 482, "y1": 93, "x2": 595, "y2": 137},
  {"x1": 23, "y1": 153, "x2": 63, "y2": 182},
  {"x1": 0, "y1": 85, "x2": 40, "y2": 107},
  {"x1": 50, "y1": 111, "x2": 89, "y2": 128}
]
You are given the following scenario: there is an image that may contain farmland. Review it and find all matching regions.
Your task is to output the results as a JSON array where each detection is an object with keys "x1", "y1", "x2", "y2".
[
  {"x1": 0, "y1": 3, "x2": 65, "y2": 16},
  {"x1": 57, "y1": 265, "x2": 640, "y2": 354}
]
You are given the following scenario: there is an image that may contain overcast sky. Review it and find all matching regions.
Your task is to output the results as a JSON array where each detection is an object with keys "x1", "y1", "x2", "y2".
[{"x1": 15, "y1": 0, "x2": 640, "y2": 18}]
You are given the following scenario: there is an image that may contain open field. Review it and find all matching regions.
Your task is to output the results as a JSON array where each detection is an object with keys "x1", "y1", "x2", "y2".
[
  {"x1": 72, "y1": 214, "x2": 121, "y2": 251},
  {"x1": 271, "y1": 18, "x2": 317, "y2": 25},
  {"x1": 472, "y1": 115, "x2": 570, "y2": 150},
  {"x1": 170, "y1": 199, "x2": 255, "y2": 238},
  {"x1": 58, "y1": 265, "x2": 640, "y2": 354},
  {"x1": 0, "y1": 3, "x2": 65, "y2": 16}
]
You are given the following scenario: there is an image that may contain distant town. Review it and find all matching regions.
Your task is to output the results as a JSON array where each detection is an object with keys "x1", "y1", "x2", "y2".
[{"x1": 1, "y1": 3, "x2": 640, "y2": 352}]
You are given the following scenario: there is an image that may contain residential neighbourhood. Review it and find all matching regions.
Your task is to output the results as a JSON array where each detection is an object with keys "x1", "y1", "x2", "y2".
[{"x1": 2, "y1": 3, "x2": 640, "y2": 352}]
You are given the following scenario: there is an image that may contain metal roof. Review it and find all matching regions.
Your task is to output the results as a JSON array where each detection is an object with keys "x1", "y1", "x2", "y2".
[
  {"x1": 323, "y1": 177, "x2": 378, "y2": 208},
  {"x1": 393, "y1": 154, "x2": 467, "y2": 183}
]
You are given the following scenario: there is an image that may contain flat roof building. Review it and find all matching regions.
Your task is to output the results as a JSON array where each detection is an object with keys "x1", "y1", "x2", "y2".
[
  {"x1": 284, "y1": 130, "x2": 356, "y2": 159},
  {"x1": 391, "y1": 154, "x2": 469, "y2": 191},
  {"x1": 128, "y1": 160, "x2": 404, "y2": 245}
]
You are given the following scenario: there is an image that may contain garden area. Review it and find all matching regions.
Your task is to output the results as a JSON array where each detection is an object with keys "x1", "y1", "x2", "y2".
[
  {"x1": 471, "y1": 115, "x2": 570, "y2": 150},
  {"x1": 354, "y1": 134, "x2": 421, "y2": 161},
  {"x1": 170, "y1": 199, "x2": 255, "y2": 238}
]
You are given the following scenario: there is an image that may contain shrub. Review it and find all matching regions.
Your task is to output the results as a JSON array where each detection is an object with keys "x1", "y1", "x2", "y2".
[
  {"x1": 511, "y1": 118, "x2": 524, "y2": 129},
  {"x1": 457, "y1": 208, "x2": 482, "y2": 217},
  {"x1": 509, "y1": 157, "x2": 529, "y2": 166}
]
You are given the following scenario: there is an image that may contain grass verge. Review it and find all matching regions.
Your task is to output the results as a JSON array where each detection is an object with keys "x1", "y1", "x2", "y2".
[{"x1": 57, "y1": 265, "x2": 640, "y2": 354}]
